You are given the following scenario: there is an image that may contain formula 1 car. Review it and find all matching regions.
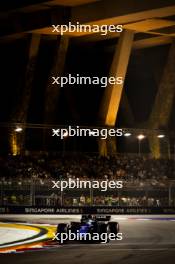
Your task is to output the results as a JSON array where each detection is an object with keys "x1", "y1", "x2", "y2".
[{"x1": 55, "y1": 215, "x2": 120, "y2": 244}]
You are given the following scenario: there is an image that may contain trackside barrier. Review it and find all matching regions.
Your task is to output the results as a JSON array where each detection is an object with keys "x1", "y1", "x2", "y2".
[{"x1": 1, "y1": 206, "x2": 175, "y2": 214}]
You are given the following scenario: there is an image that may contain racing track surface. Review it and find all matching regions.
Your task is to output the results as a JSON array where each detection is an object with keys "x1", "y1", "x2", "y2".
[{"x1": 1, "y1": 215, "x2": 175, "y2": 264}]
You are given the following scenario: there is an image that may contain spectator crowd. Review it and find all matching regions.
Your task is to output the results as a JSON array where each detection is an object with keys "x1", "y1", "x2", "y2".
[
  {"x1": 0, "y1": 153, "x2": 174, "y2": 207},
  {"x1": 0, "y1": 153, "x2": 174, "y2": 181}
]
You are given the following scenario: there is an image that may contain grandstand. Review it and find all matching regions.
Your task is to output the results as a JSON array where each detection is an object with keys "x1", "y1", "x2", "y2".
[{"x1": 0, "y1": 0, "x2": 175, "y2": 213}]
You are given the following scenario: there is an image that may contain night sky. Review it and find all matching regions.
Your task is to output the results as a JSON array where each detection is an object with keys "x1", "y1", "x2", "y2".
[
  {"x1": 0, "y1": 37, "x2": 173, "y2": 127},
  {"x1": 0, "y1": 20, "x2": 174, "y2": 154}
]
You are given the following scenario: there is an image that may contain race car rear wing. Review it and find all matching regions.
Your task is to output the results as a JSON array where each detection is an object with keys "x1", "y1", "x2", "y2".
[
  {"x1": 94, "y1": 215, "x2": 111, "y2": 221},
  {"x1": 81, "y1": 214, "x2": 111, "y2": 222}
]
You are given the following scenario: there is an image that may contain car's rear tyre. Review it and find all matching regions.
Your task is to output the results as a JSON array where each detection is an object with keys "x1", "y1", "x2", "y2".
[
  {"x1": 56, "y1": 223, "x2": 68, "y2": 244},
  {"x1": 108, "y1": 222, "x2": 119, "y2": 235},
  {"x1": 97, "y1": 223, "x2": 109, "y2": 243}
]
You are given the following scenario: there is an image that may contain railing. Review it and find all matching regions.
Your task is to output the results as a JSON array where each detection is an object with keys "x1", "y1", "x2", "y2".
[{"x1": 0, "y1": 179, "x2": 175, "y2": 207}]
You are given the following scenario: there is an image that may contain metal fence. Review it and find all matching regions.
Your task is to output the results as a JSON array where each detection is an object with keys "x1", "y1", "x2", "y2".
[{"x1": 1, "y1": 179, "x2": 175, "y2": 207}]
